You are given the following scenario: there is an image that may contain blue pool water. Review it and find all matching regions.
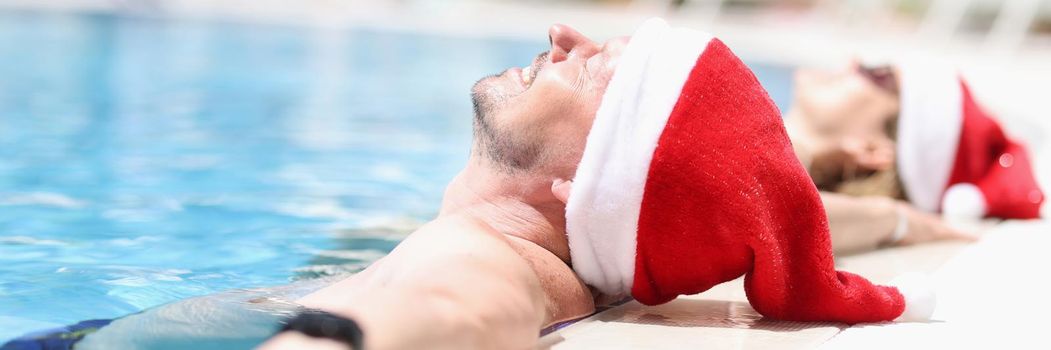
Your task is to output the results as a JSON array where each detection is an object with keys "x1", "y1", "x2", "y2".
[{"x1": 0, "y1": 11, "x2": 793, "y2": 344}]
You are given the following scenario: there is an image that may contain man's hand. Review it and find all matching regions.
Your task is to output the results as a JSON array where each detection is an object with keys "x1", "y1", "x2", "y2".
[{"x1": 893, "y1": 205, "x2": 979, "y2": 246}]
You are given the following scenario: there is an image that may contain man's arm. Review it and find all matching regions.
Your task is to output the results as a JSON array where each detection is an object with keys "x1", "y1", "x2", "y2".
[
  {"x1": 260, "y1": 215, "x2": 594, "y2": 349},
  {"x1": 822, "y1": 192, "x2": 976, "y2": 255}
]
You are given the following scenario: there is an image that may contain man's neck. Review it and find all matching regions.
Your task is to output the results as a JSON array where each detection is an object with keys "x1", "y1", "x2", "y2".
[{"x1": 439, "y1": 159, "x2": 571, "y2": 262}]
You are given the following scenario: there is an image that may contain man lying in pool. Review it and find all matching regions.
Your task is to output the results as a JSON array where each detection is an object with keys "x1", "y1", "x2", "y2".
[
  {"x1": 259, "y1": 24, "x2": 621, "y2": 349},
  {"x1": 260, "y1": 19, "x2": 930, "y2": 349},
  {"x1": 2, "y1": 23, "x2": 614, "y2": 350}
]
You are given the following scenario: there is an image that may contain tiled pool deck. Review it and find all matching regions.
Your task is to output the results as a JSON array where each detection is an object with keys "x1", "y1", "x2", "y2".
[{"x1": 543, "y1": 220, "x2": 1051, "y2": 349}]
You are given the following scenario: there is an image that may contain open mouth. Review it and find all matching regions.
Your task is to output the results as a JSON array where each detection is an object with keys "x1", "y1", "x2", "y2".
[{"x1": 519, "y1": 51, "x2": 549, "y2": 88}]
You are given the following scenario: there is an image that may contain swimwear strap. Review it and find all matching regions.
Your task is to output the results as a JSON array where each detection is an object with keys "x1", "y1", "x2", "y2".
[{"x1": 278, "y1": 309, "x2": 364, "y2": 350}]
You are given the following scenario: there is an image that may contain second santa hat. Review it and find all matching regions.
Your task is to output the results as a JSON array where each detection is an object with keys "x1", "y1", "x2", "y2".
[
  {"x1": 897, "y1": 63, "x2": 1044, "y2": 219},
  {"x1": 565, "y1": 19, "x2": 930, "y2": 324}
]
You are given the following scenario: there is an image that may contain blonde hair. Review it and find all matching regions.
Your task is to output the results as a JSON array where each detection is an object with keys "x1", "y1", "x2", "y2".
[
  {"x1": 831, "y1": 166, "x2": 905, "y2": 199},
  {"x1": 809, "y1": 115, "x2": 907, "y2": 200}
]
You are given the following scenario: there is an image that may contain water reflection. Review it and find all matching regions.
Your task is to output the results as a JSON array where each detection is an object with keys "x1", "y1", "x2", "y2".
[{"x1": 0, "y1": 11, "x2": 545, "y2": 340}]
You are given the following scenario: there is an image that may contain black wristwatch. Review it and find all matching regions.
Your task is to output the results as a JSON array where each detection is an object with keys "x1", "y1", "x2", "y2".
[{"x1": 277, "y1": 309, "x2": 364, "y2": 350}]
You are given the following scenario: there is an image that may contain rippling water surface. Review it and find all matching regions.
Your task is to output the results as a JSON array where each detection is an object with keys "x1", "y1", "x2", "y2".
[{"x1": 0, "y1": 11, "x2": 792, "y2": 343}]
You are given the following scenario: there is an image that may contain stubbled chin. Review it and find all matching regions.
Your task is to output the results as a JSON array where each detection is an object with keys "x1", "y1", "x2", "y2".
[{"x1": 472, "y1": 77, "x2": 523, "y2": 117}]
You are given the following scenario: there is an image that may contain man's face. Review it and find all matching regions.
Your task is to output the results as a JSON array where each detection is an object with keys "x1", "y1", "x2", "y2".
[{"x1": 472, "y1": 25, "x2": 628, "y2": 176}]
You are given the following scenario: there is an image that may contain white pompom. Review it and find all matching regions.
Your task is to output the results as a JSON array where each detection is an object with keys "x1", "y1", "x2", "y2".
[
  {"x1": 891, "y1": 272, "x2": 937, "y2": 322},
  {"x1": 941, "y1": 183, "x2": 986, "y2": 220}
]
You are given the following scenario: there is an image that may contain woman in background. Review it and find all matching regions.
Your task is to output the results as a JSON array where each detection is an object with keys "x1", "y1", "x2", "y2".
[{"x1": 784, "y1": 60, "x2": 1044, "y2": 254}]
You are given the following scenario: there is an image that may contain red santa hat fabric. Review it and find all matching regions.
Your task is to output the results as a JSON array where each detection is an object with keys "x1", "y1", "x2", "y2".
[
  {"x1": 897, "y1": 63, "x2": 1044, "y2": 219},
  {"x1": 565, "y1": 19, "x2": 927, "y2": 324}
]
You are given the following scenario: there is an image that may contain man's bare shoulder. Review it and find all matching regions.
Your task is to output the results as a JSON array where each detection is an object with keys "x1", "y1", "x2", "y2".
[
  {"x1": 386, "y1": 214, "x2": 522, "y2": 265},
  {"x1": 415, "y1": 213, "x2": 508, "y2": 242},
  {"x1": 383, "y1": 213, "x2": 595, "y2": 326},
  {"x1": 423, "y1": 214, "x2": 596, "y2": 326}
]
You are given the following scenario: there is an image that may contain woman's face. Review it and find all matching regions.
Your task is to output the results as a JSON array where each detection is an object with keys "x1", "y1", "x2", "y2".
[{"x1": 792, "y1": 61, "x2": 901, "y2": 173}]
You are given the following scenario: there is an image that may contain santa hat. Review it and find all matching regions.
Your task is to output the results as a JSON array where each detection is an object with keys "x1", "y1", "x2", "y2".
[
  {"x1": 565, "y1": 19, "x2": 931, "y2": 324},
  {"x1": 897, "y1": 63, "x2": 1044, "y2": 219}
]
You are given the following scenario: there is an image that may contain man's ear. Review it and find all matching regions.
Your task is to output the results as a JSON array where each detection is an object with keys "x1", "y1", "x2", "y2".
[{"x1": 551, "y1": 178, "x2": 573, "y2": 204}]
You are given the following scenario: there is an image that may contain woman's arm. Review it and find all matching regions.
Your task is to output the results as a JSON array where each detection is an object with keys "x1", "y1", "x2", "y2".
[{"x1": 821, "y1": 192, "x2": 977, "y2": 255}]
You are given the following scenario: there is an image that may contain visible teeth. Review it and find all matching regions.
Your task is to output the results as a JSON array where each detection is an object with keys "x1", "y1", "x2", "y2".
[{"x1": 522, "y1": 65, "x2": 532, "y2": 85}]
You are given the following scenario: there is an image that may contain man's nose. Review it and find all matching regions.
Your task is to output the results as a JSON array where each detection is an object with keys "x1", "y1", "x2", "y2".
[{"x1": 548, "y1": 24, "x2": 598, "y2": 63}]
